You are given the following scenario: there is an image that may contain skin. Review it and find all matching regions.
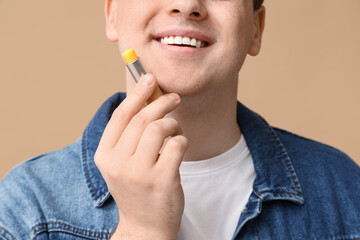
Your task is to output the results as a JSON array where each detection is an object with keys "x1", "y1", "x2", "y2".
[{"x1": 95, "y1": 0, "x2": 265, "y2": 239}]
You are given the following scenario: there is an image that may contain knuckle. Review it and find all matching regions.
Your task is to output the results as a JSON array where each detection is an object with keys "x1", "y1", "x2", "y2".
[
  {"x1": 167, "y1": 137, "x2": 185, "y2": 151},
  {"x1": 112, "y1": 108, "x2": 125, "y2": 122},
  {"x1": 168, "y1": 118, "x2": 179, "y2": 128},
  {"x1": 182, "y1": 136, "x2": 189, "y2": 149},
  {"x1": 107, "y1": 167, "x2": 122, "y2": 181},
  {"x1": 131, "y1": 114, "x2": 147, "y2": 127},
  {"x1": 177, "y1": 136, "x2": 189, "y2": 150},
  {"x1": 95, "y1": 152, "x2": 123, "y2": 180},
  {"x1": 168, "y1": 118, "x2": 182, "y2": 134},
  {"x1": 175, "y1": 123, "x2": 182, "y2": 134},
  {"x1": 147, "y1": 122, "x2": 165, "y2": 136},
  {"x1": 106, "y1": 161, "x2": 125, "y2": 180},
  {"x1": 94, "y1": 150, "x2": 105, "y2": 168}
]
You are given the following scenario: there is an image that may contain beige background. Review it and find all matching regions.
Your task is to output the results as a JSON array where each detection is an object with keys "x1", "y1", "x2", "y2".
[{"x1": 0, "y1": 1, "x2": 359, "y2": 179}]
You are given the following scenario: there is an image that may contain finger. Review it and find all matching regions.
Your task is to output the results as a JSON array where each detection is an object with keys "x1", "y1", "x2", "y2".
[
  {"x1": 156, "y1": 135, "x2": 188, "y2": 178},
  {"x1": 115, "y1": 93, "x2": 181, "y2": 158},
  {"x1": 97, "y1": 74, "x2": 156, "y2": 150},
  {"x1": 133, "y1": 118, "x2": 182, "y2": 167}
]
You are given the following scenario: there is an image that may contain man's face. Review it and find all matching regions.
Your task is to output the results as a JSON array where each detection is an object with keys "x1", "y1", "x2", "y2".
[{"x1": 106, "y1": 0, "x2": 264, "y2": 95}]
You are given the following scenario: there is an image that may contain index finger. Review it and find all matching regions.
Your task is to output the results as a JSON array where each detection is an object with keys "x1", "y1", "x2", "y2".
[{"x1": 97, "y1": 74, "x2": 157, "y2": 150}]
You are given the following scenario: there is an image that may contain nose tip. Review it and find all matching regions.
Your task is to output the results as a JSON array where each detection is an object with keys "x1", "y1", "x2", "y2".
[{"x1": 169, "y1": 0, "x2": 207, "y2": 20}]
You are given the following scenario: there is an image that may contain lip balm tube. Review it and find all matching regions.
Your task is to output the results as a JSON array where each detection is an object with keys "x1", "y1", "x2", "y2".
[{"x1": 122, "y1": 48, "x2": 163, "y2": 103}]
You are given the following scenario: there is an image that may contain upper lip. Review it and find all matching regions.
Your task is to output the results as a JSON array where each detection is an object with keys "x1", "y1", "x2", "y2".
[{"x1": 152, "y1": 29, "x2": 215, "y2": 45}]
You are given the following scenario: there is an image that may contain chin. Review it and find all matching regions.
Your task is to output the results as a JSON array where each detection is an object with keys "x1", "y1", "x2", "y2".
[
  {"x1": 148, "y1": 61, "x2": 221, "y2": 96},
  {"x1": 156, "y1": 74, "x2": 213, "y2": 97}
]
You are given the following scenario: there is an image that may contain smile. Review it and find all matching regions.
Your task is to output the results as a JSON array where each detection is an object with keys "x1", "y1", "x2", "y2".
[{"x1": 159, "y1": 36, "x2": 209, "y2": 48}]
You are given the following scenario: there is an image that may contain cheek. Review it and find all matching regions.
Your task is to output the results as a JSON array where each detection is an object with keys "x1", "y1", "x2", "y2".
[
  {"x1": 219, "y1": 16, "x2": 253, "y2": 70},
  {"x1": 116, "y1": 0, "x2": 156, "y2": 52}
]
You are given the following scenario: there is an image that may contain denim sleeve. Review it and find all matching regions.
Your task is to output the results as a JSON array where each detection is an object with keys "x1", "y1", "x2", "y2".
[{"x1": 0, "y1": 162, "x2": 41, "y2": 240}]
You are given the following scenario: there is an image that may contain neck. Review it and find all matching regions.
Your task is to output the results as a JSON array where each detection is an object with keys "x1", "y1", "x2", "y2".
[{"x1": 167, "y1": 80, "x2": 241, "y2": 161}]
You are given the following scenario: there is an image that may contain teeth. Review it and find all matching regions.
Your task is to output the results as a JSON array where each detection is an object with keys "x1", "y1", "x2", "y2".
[
  {"x1": 182, "y1": 37, "x2": 191, "y2": 45},
  {"x1": 174, "y1": 36, "x2": 182, "y2": 44},
  {"x1": 160, "y1": 35, "x2": 207, "y2": 48}
]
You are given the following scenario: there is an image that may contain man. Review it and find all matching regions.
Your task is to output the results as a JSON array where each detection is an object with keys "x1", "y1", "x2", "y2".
[{"x1": 0, "y1": 0, "x2": 359, "y2": 239}]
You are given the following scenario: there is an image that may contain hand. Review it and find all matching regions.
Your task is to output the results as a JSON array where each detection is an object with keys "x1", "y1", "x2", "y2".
[{"x1": 94, "y1": 74, "x2": 188, "y2": 240}]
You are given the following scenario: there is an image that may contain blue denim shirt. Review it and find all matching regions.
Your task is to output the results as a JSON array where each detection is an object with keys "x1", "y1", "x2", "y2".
[{"x1": 1, "y1": 92, "x2": 359, "y2": 240}]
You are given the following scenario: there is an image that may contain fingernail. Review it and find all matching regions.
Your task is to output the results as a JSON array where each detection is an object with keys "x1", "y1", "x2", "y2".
[
  {"x1": 167, "y1": 93, "x2": 180, "y2": 103},
  {"x1": 141, "y1": 74, "x2": 153, "y2": 86}
]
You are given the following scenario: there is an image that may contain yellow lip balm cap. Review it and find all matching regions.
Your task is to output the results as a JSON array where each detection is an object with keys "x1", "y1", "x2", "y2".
[{"x1": 122, "y1": 48, "x2": 138, "y2": 64}]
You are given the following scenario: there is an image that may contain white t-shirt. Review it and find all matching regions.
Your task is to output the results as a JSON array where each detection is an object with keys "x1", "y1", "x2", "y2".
[{"x1": 176, "y1": 135, "x2": 256, "y2": 240}]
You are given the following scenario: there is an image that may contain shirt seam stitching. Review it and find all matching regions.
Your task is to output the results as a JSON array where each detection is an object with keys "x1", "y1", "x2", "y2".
[
  {"x1": 82, "y1": 132, "x2": 99, "y2": 200},
  {"x1": 263, "y1": 120, "x2": 302, "y2": 195},
  {"x1": 0, "y1": 226, "x2": 16, "y2": 240},
  {"x1": 31, "y1": 222, "x2": 111, "y2": 240}
]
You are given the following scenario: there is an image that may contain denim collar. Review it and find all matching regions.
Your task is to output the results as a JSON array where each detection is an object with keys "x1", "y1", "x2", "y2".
[
  {"x1": 81, "y1": 92, "x2": 304, "y2": 207},
  {"x1": 236, "y1": 102, "x2": 304, "y2": 205}
]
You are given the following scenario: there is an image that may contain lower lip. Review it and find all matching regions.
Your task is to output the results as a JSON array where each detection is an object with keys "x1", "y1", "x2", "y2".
[{"x1": 153, "y1": 39, "x2": 208, "y2": 57}]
